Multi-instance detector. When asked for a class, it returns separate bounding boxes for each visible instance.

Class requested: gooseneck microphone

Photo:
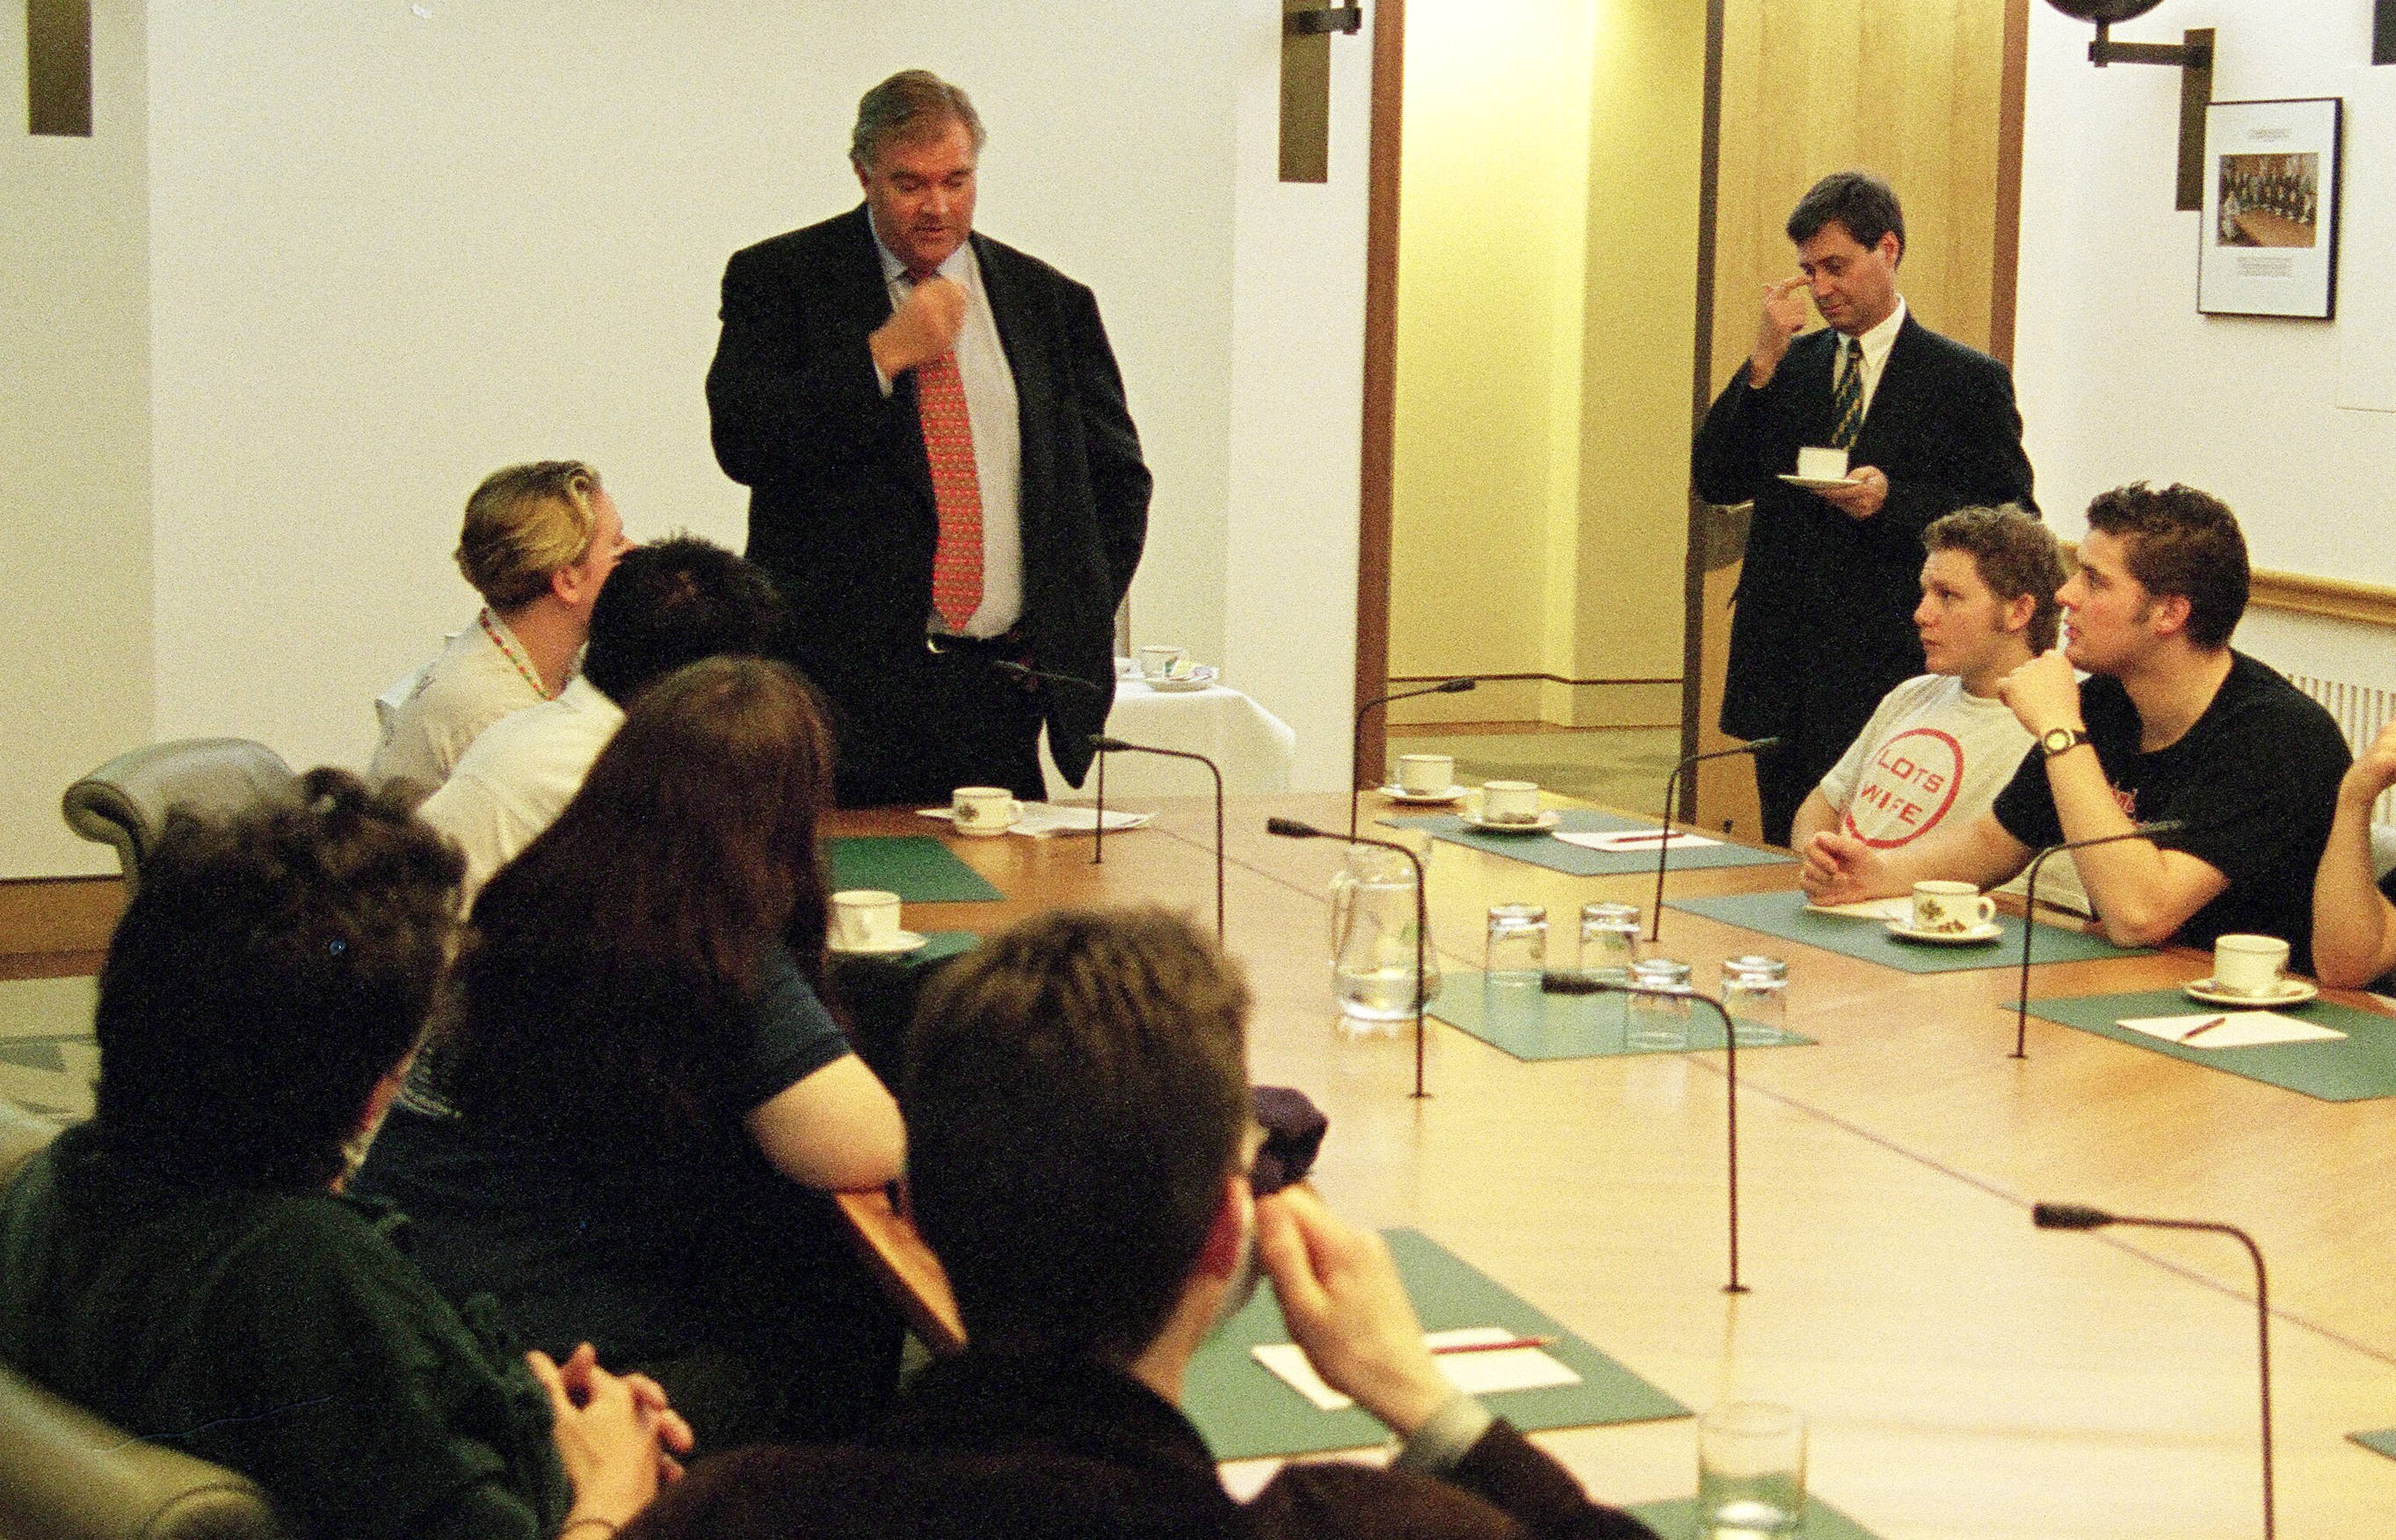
[1652,738,1782,941]
[1268,817,1433,1099]
[1545,973,1753,1293]
[2012,819,2183,1057]
[988,658,1115,861]
[1352,679,1478,840]
[2034,1202,2273,1538]
[1093,736,1223,942]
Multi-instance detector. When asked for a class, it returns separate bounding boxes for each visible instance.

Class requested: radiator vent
[2286,672,2396,826]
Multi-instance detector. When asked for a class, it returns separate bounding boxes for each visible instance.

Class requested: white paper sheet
[2113,1011,2346,1050]
[1554,828,1722,854]
[914,803,1152,837]
[1802,897,1913,921]
[1252,1326,1580,1413]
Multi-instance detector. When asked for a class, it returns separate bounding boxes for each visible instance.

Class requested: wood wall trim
[2247,570,2396,628]
[1354,0,1405,790]
[1991,0,2029,368]
[1681,0,1727,818]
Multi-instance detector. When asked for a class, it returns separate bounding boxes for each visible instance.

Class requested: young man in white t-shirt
[1789,505,2061,854]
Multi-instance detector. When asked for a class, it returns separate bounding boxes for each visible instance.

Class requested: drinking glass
[1625,956,1693,1050]
[1578,902,1642,981]
[1718,955,1789,1047]
[1697,1401,1805,1538]
[1485,903,1548,981]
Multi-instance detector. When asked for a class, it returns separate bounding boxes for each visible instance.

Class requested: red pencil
[1431,1335,1556,1356]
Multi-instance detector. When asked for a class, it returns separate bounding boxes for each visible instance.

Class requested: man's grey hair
[850,69,985,171]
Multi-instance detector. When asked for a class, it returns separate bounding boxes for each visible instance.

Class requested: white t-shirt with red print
[1814,673,2034,849]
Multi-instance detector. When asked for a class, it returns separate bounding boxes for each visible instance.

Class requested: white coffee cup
[1136,644,1187,682]
[1472,780,1541,824]
[1397,753,1455,795]
[1797,446,1849,482]
[831,889,904,950]
[2212,933,2291,997]
[1910,880,1995,933]
[952,786,1020,836]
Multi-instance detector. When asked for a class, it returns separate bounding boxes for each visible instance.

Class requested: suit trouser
[806,635,1049,810]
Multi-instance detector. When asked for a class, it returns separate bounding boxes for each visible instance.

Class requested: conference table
[828,793,2396,1538]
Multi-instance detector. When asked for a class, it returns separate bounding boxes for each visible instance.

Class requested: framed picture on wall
[2199,97,2342,319]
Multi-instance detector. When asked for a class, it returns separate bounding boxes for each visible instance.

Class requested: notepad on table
[2114,1011,2346,1050]
[1802,897,1913,920]
[1252,1326,1581,1412]
[1555,828,1722,854]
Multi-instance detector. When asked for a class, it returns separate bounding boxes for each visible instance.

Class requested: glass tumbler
[1578,902,1643,982]
[1696,1401,1805,1538]
[1625,956,1693,1050]
[1485,903,1548,981]
[1719,955,1789,1047]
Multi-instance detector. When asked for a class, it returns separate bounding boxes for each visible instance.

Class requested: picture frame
[2199,97,2342,319]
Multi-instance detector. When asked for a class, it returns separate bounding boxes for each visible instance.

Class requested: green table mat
[1184,1228,1688,1460]
[2348,1427,2396,1462]
[1430,971,1813,1062]
[1631,1495,1882,1540]
[828,835,1002,903]
[1666,890,2147,974]
[1378,810,1794,876]
[2026,988,2396,1101]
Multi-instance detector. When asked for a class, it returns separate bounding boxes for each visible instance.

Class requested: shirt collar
[562,673,624,724]
[1847,294,1906,374]
[870,212,977,289]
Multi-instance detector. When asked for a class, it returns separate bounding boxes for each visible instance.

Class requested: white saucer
[1778,472,1863,491]
[2183,977,2318,1007]
[828,929,929,957]
[1459,808,1560,834]
[1382,783,1467,805]
[1884,918,2004,946]
[1144,665,1218,694]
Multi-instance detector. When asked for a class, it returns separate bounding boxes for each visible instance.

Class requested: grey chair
[61,740,298,896]
[0,1101,287,1540]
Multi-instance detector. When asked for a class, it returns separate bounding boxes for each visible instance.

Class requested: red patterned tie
[911,276,984,633]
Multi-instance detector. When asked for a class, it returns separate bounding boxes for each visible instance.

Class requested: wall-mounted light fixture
[2046,1,2217,212]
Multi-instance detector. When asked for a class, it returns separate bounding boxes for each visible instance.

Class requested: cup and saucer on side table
[1459,781,1558,834]
[2184,933,2315,1006]
[1884,880,2003,945]
[1383,752,1465,805]
[828,889,927,956]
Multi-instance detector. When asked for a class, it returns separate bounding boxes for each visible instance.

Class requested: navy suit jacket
[1692,313,2034,781]
[707,205,1150,786]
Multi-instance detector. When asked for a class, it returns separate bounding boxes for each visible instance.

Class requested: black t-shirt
[1992,651,2349,970]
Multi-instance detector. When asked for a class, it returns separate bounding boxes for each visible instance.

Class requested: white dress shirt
[1840,295,1907,422]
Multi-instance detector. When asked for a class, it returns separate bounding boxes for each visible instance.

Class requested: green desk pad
[1378,810,1794,877]
[2348,1427,2396,1462]
[1667,890,2147,974]
[828,836,1002,903]
[1429,972,1814,1062]
[2025,988,2396,1102]
[1631,1495,1882,1540]
[1184,1228,1688,1461]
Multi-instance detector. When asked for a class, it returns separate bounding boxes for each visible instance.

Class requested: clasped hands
[528,1340,695,1528]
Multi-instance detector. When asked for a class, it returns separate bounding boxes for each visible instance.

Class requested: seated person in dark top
[358,656,908,1453]
[0,770,686,1540]
[618,908,1661,1540]
[1802,483,2349,969]
[2310,721,2396,987]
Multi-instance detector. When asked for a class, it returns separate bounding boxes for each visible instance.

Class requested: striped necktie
[1828,338,1865,451]
[909,271,984,633]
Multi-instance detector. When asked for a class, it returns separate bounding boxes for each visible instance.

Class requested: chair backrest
[61,740,299,893]
[0,1102,287,1540]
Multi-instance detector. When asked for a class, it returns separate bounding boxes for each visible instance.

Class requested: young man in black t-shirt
[1801,483,2349,970]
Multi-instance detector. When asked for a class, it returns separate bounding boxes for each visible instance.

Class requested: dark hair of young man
[1923,504,2066,652]
[444,656,838,1148]
[904,908,1252,1362]
[91,769,461,1191]
[580,535,793,705]
[2083,482,2250,650]
[1786,169,1906,259]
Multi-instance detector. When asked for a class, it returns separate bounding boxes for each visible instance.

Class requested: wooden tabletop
[828,794,2396,1537]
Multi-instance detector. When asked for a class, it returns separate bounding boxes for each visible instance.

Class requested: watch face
[2044,728,2079,756]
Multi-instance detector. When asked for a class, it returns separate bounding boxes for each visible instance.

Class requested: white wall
[1,1,153,876]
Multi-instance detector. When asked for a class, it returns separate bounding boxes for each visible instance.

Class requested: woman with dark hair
[359,656,908,1449]
[0,770,684,1540]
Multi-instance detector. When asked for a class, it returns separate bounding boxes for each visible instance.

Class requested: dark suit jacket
[707,206,1151,786]
[617,1348,1661,1540]
[1692,313,2034,786]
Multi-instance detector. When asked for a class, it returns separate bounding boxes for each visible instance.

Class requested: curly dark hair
[2084,482,2249,650]
[1924,505,2066,652]
[442,656,839,1148]
[92,768,462,1191]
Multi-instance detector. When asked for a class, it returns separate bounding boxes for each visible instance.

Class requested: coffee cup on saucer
[2211,933,2291,997]
[1136,644,1187,682]
[952,786,1021,837]
[1397,753,1455,795]
[831,889,904,951]
[1797,446,1849,482]
[1470,780,1541,824]
[1910,880,1994,934]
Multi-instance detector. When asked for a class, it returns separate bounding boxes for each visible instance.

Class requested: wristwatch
[2039,725,2089,759]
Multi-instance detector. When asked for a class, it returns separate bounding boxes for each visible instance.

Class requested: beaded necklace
[478,608,555,700]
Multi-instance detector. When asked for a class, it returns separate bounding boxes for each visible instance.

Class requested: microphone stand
[2012,819,2183,1058]
[1546,973,1750,1292]
[1268,817,1432,1098]
[1093,735,1223,942]
[1352,678,1477,841]
[1652,737,1782,942]
[989,657,1115,863]
[2034,1202,2273,1538]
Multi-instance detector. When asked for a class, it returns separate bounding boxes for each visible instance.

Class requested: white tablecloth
[1040,675,1296,800]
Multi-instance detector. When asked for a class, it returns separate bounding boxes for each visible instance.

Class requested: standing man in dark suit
[1693,171,2034,846]
[708,70,1151,807]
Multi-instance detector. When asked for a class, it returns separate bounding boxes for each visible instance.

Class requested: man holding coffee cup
[1802,484,2349,970]
[1694,171,2036,846]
